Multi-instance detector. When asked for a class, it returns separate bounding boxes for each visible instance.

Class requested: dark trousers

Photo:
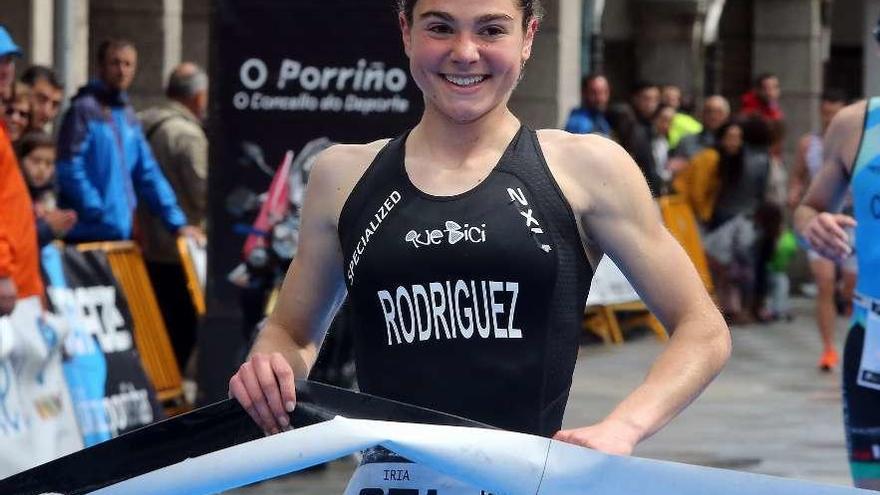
[146,260,198,371]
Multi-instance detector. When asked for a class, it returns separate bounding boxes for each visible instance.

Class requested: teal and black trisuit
[843,97,880,480]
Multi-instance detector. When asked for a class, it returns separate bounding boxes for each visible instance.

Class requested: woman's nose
[450,34,480,65]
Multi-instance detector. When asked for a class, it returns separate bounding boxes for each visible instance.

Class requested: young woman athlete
[229,0,731,490]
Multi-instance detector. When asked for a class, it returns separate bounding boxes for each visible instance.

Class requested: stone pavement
[226,297,855,494]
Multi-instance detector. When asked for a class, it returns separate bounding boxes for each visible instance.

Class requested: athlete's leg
[842,310,880,489]
[840,263,857,318]
[809,252,838,369]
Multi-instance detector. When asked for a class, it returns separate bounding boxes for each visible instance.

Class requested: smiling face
[400,0,537,124]
[4,97,29,141]
[29,78,62,130]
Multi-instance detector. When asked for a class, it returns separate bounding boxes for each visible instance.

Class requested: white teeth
[444,75,486,87]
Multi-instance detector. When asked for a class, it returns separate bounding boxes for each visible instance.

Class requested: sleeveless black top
[338,125,593,436]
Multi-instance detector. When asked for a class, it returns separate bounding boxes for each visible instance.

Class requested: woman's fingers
[271,352,297,415]
[808,213,854,259]
[252,353,290,429]
[238,360,281,434]
[229,352,298,434]
[228,373,265,431]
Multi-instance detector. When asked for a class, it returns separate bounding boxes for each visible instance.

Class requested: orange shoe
[819,349,839,372]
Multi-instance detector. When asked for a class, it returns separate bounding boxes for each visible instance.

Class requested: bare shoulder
[826,100,867,171]
[829,100,868,138]
[536,129,647,215]
[308,139,391,223]
[312,139,391,181]
[840,99,868,121]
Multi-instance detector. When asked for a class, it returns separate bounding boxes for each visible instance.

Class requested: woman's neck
[410,104,521,166]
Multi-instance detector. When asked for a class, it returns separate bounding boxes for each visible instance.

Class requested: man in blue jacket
[56,39,199,243]
[564,73,611,136]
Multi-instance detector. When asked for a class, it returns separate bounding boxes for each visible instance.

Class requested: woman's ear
[521,17,539,62]
[400,12,413,58]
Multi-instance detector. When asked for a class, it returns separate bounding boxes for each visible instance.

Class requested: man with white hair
[672,95,731,159]
[138,62,209,374]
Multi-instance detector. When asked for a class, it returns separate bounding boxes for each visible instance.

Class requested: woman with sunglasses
[3,82,31,143]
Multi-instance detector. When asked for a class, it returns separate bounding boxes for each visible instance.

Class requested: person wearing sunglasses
[3,82,31,143]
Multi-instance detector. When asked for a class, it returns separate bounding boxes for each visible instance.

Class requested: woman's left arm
[550,134,731,455]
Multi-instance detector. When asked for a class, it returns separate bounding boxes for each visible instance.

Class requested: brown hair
[9,81,30,105]
[15,129,54,162]
[396,0,544,31]
[97,38,136,65]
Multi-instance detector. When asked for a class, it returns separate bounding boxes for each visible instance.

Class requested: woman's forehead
[413,0,522,18]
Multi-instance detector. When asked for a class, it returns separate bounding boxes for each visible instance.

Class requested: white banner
[91,416,870,495]
[586,256,640,307]
[0,297,83,479]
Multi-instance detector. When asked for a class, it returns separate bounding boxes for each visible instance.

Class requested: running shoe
[819,349,839,372]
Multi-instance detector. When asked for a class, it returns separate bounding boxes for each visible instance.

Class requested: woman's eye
[427,24,453,34]
[481,25,506,37]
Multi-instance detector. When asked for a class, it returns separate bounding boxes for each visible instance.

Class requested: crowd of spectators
[0,26,206,376]
[564,70,855,355]
[0,19,854,411]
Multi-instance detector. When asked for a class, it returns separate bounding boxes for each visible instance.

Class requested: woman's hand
[228,351,298,435]
[553,418,642,456]
[802,212,856,261]
[44,209,78,237]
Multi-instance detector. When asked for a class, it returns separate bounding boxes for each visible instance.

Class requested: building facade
[3,0,877,151]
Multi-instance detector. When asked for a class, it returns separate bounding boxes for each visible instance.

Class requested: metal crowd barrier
[75,241,185,411]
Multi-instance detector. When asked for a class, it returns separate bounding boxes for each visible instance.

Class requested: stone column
[182,0,210,70]
[865,0,880,96]
[54,0,90,101]
[0,0,53,67]
[88,0,183,110]
[509,0,583,128]
[752,0,823,160]
[632,0,705,98]
[30,0,54,65]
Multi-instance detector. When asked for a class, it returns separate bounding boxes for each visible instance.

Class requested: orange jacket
[672,147,721,225]
[0,126,44,299]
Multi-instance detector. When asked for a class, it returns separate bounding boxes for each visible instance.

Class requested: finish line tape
[87,416,871,495]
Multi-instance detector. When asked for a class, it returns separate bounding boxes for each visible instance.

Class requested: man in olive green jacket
[137,62,208,374]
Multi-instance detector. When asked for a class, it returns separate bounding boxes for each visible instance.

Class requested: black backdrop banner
[203,0,423,401]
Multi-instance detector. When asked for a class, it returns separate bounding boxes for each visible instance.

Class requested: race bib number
[857,311,880,391]
[344,461,492,495]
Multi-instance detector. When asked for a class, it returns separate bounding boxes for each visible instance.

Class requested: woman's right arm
[795,103,863,260]
[228,146,353,434]
[787,135,811,210]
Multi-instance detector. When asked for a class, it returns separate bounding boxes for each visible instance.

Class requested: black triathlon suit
[338,124,593,438]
